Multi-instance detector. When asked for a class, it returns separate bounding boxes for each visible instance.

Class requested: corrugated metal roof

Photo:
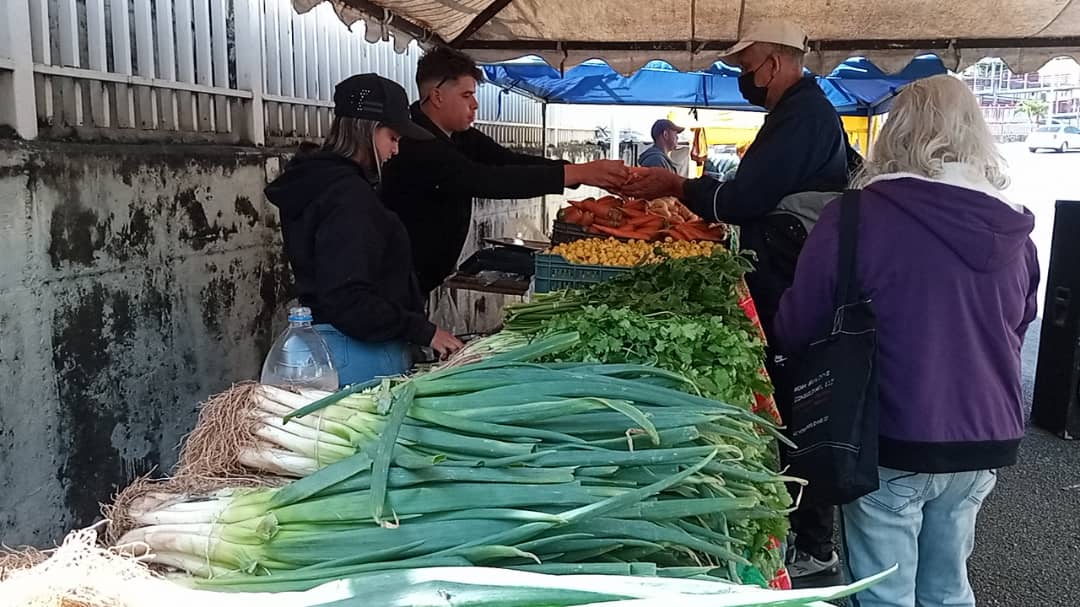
[292,0,1080,74]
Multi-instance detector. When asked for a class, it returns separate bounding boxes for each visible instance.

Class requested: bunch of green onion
[115,334,801,589]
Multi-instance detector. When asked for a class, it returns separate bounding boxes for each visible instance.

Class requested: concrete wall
[0,140,292,547]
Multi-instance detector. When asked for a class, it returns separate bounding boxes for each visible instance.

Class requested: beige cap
[720,19,810,58]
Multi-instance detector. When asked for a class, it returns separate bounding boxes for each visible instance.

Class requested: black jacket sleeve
[398,137,566,200]
[681,110,839,225]
[313,185,436,346]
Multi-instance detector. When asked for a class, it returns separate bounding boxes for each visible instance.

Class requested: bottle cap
[288,306,314,323]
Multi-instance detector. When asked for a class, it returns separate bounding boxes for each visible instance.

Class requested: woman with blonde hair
[773,74,1040,606]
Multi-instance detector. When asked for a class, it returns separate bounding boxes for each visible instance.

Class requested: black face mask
[738,58,774,108]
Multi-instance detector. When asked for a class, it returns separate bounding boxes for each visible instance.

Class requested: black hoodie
[264,151,435,346]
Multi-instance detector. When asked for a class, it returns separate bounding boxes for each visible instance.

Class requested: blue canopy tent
[482,55,945,159]
[481,55,947,116]
[817,56,950,115]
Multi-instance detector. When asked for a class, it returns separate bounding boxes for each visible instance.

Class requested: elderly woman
[265,74,463,387]
[773,74,1039,606]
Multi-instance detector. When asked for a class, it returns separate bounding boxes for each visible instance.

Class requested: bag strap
[834,189,862,307]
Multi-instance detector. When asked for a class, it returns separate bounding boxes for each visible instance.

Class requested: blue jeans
[312,324,412,388]
[842,466,998,607]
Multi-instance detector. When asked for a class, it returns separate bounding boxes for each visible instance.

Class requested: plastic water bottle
[260,306,339,391]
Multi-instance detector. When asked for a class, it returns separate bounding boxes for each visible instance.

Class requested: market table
[443,271,531,296]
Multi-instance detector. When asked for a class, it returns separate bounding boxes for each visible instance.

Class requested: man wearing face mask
[623,19,861,581]
[381,47,629,296]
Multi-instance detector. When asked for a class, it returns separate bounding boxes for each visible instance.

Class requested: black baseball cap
[333,73,433,140]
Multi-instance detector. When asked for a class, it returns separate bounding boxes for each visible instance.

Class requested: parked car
[703,145,740,181]
[1026,125,1080,153]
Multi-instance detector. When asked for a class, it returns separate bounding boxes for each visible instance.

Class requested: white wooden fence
[0,0,552,145]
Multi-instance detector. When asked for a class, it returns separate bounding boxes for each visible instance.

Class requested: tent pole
[541,101,551,233]
[609,112,620,161]
[542,101,548,154]
[866,106,874,151]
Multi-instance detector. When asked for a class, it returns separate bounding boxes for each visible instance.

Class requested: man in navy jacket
[623,19,860,579]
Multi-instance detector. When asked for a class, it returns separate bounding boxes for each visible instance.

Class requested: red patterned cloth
[736,280,792,590]
[735,279,782,425]
[770,566,793,590]
[764,537,793,589]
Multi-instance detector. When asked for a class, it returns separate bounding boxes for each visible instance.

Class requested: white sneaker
[786,549,840,579]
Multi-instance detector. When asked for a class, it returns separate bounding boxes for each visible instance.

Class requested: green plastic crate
[533,253,631,293]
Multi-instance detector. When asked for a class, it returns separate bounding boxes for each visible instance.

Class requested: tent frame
[323,0,1080,55]
[458,36,1080,53]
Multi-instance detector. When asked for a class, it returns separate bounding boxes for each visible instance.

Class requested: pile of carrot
[557,196,728,242]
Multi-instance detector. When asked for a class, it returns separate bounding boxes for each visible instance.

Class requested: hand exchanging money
[620,166,686,200]
[564,160,631,190]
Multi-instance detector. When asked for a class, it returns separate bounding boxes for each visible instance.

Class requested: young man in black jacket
[381,47,629,295]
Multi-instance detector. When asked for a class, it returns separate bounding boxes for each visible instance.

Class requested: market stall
[348,0,1076,299]
[7,2,1079,605]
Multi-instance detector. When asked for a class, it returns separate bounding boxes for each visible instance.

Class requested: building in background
[962,57,1080,141]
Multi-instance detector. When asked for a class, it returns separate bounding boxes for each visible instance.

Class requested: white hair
[855,74,1009,190]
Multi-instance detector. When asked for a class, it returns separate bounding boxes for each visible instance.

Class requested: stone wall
[0,140,291,546]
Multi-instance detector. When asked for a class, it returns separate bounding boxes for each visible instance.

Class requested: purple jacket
[774,173,1039,473]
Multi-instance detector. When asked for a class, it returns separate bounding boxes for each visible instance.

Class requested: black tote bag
[779,189,879,505]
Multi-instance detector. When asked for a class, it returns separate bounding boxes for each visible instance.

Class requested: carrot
[624,199,647,212]
[634,223,663,239]
[649,206,673,220]
[703,228,728,242]
[708,225,729,239]
[620,206,647,218]
[580,211,595,227]
[593,216,625,228]
[559,207,585,225]
[681,221,724,240]
[667,225,692,241]
[578,199,622,221]
[676,222,709,236]
[592,224,656,240]
[674,202,697,221]
[679,225,718,241]
[627,214,664,228]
